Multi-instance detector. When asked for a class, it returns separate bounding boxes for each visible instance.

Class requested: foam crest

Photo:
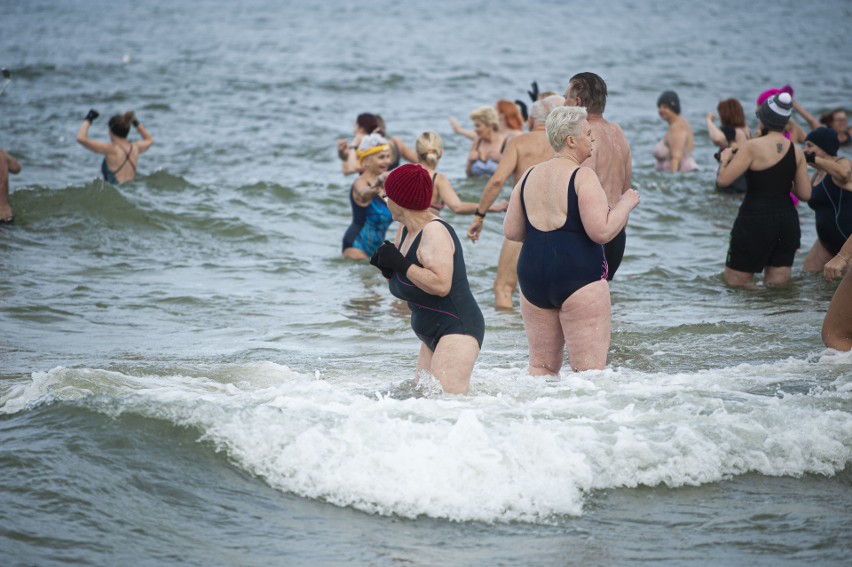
[1,359,850,523]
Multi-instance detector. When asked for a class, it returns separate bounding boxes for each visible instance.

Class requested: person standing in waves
[76,109,153,184]
[370,164,484,394]
[503,106,639,374]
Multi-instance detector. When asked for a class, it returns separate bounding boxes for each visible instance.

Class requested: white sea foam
[2,356,851,523]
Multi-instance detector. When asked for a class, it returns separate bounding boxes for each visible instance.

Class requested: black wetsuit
[726,142,800,272]
[808,173,852,256]
[388,219,484,351]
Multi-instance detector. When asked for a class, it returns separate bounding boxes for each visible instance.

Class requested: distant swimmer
[337,113,380,175]
[793,99,852,147]
[565,72,634,280]
[801,128,852,273]
[76,109,153,185]
[413,131,507,216]
[0,147,22,223]
[467,95,564,310]
[370,164,484,394]
[716,92,811,288]
[653,91,698,173]
[707,98,751,194]
[462,106,506,177]
[342,133,394,260]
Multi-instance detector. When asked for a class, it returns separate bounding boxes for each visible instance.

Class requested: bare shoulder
[422,219,455,251]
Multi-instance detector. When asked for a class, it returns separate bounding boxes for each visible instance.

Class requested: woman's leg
[343,247,368,260]
[429,335,480,394]
[724,266,758,288]
[519,293,565,376]
[560,280,611,371]
[823,270,852,351]
[802,239,834,273]
[763,266,793,286]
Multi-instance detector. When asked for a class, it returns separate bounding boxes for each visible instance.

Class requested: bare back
[511,130,556,183]
[583,116,632,206]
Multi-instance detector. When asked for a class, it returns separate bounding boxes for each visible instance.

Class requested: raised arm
[76,110,112,155]
[705,113,729,148]
[393,137,418,165]
[467,138,518,241]
[133,115,154,154]
[449,117,476,141]
[792,99,821,130]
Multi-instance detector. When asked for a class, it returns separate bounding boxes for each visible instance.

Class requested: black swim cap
[657,91,680,114]
[806,127,840,157]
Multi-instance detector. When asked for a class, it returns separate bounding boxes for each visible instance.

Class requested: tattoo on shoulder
[776,143,783,153]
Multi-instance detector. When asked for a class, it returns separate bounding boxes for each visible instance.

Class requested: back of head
[530,94,566,124]
[546,105,588,152]
[415,131,443,168]
[756,92,793,132]
[568,72,608,114]
[469,106,500,131]
[109,112,134,138]
[356,113,379,134]
[657,91,680,115]
[717,99,746,128]
[375,115,387,137]
[496,99,524,130]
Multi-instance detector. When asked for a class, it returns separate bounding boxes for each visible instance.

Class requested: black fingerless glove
[527,81,539,103]
[374,240,412,276]
[370,246,394,280]
[85,109,100,123]
[805,151,816,164]
[514,99,528,121]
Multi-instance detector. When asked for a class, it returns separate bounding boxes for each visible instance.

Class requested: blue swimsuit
[517,168,608,309]
[342,183,393,256]
[388,219,484,351]
[808,173,852,256]
[470,159,499,177]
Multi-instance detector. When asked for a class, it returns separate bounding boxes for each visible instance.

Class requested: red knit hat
[384,163,433,211]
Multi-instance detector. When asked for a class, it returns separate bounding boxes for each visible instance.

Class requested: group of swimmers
[337,73,852,393]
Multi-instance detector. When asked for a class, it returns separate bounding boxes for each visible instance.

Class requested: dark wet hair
[108,112,134,138]
[820,108,847,127]
[717,99,746,128]
[568,72,608,114]
[356,113,379,135]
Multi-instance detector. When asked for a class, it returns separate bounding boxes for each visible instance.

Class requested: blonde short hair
[469,106,500,131]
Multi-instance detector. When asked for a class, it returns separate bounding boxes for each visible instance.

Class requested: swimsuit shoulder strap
[519,166,535,217]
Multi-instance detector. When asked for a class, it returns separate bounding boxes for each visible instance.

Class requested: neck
[401,210,434,235]
[553,149,581,165]
[587,112,604,121]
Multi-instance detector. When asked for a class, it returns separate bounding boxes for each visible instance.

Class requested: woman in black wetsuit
[717,92,811,288]
[369,163,483,394]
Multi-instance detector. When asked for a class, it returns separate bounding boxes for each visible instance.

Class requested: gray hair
[358,132,389,151]
[546,106,588,151]
[530,94,566,124]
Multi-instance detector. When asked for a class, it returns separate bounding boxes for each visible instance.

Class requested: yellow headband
[356,144,390,162]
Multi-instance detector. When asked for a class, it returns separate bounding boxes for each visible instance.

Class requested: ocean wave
[2,357,850,524]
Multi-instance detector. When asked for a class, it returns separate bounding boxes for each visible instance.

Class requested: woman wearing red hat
[370,163,484,394]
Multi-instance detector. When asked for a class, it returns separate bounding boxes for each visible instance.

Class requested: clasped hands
[370,241,411,279]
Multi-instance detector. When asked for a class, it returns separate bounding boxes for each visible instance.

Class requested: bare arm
[706,113,729,148]
[575,167,639,244]
[716,144,752,187]
[405,222,456,297]
[393,137,418,165]
[792,146,812,201]
[667,125,687,172]
[76,121,112,154]
[825,235,852,282]
[466,141,517,240]
[792,100,821,130]
[134,121,153,154]
[449,117,476,141]
[812,156,852,186]
[3,150,21,174]
[502,174,528,242]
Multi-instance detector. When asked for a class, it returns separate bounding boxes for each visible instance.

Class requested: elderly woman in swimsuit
[414,131,507,216]
[76,109,153,184]
[342,133,394,259]
[370,164,484,394]
[464,106,506,178]
[503,106,639,374]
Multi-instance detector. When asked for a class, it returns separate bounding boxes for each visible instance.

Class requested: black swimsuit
[726,142,800,272]
[101,143,135,184]
[388,219,484,351]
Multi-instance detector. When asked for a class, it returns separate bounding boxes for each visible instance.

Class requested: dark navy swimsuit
[517,167,608,309]
[101,143,135,185]
[808,172,852,256]
[388,219,484,351]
